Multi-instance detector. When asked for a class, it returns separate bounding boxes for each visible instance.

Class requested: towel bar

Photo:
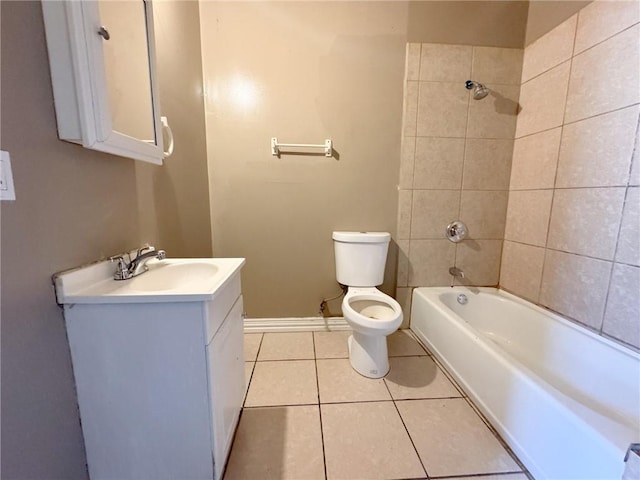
[271,137,333,157]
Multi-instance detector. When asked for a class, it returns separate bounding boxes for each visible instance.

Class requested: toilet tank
[332,231,391,287]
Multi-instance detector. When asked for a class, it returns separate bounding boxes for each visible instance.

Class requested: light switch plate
[1,150,16,200]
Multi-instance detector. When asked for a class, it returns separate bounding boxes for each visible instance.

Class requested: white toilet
[333,231,403,378]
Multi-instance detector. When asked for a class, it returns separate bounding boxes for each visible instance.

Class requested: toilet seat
[342,287,403,335]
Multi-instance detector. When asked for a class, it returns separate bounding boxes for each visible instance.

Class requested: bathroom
[1,0,638,479]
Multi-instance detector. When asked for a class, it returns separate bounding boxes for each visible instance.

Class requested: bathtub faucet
[449,266,464,279]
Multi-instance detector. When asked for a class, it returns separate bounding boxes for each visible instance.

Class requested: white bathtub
[411,287,640,480]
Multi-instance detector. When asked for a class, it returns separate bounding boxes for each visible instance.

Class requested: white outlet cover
[0,150,16,201]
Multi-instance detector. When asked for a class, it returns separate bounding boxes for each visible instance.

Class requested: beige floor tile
[313,330,351,359]
[244,362,254,399]
[397,398,520,477]
[258,332,314,361]
[245,360,318,407]
[243,333,262,361]
[224,406,325,480]
[455,474,528,480]
[388,329,428,357]
[321,401,426,480]
[384,356,462,400]
[317,359,391,403]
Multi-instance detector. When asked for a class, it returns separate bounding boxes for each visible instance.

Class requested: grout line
[254,357,317,363]
[242,333,264,408]
[537,28,576,306]
[430,471,528,479]
[312,332,329,480]
[383,374,431,479]
[523,20,640,86]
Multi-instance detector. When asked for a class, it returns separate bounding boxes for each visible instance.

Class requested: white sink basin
[54,257,245,304]
[128,261,219,292]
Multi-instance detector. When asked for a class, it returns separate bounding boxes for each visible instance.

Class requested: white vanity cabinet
[59,260,245,480]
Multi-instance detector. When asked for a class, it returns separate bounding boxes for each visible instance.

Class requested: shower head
[465,80,490,100]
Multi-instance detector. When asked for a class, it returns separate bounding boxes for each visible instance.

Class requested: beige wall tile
[630,136,640,186]
[385,356,462,399]
[403,81,419,136]
[603,263,640,348]
[399,136,416,189]
[408,240,456,286]
[462,139,514,190]
[396,398,520,477]
[454,240,503,286]
[322,402,426,480]
[547,187,626,260]
[460,191,508,239]
[540,250,612,330]
[510,128,561,190]
[406,43,421,81]
[500,241,545,302]
[317,359,391,403]
[516,61,571,138]
[557,105,639,188]
[419,43,472,82]
[224,406,325,480]
[566,25,640,123]
[467,84,520,139]
[472,47,524,85]
[574,0,640,54]
[414,137,464,189]
[397,239,410,286]
[397,189,412,240]
[395,287,413,328]
[616,187,640,266]
[521,14,577,82]
[417,82,469,137]
[504,190,554,246]
[411,190,460,239]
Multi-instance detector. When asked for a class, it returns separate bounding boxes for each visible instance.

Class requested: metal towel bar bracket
[271,137,333,157]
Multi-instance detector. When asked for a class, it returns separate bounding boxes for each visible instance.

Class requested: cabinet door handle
[161,116,174,158]
[97,26,110,40]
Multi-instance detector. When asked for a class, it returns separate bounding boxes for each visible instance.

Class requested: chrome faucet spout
[110,245,166,280]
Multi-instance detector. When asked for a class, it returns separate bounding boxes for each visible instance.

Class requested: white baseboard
[243,316,350,333]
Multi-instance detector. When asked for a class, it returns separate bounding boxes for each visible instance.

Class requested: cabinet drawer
[205,273,241,343]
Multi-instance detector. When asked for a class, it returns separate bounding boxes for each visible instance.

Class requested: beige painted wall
[136,0,212,258]
[408,1,528,47]
[500,0,640,349]
[525,0,593,45]
[199,1,530,318]
[1,1,210,477]
[200,1,409,317]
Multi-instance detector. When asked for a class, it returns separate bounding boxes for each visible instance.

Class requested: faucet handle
[109,254,131,280]
[136,244,154,258]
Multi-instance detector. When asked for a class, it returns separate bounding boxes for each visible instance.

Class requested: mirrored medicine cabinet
[42,0,172,165]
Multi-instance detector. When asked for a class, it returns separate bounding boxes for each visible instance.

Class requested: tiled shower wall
[500,1,640,349]
[396,43,523,324]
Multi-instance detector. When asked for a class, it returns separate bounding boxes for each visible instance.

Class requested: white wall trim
[243,316,350,333]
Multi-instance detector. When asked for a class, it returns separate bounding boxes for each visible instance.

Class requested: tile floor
[224,330,531,480]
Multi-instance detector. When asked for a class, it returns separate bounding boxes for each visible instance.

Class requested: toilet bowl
[332,231,403,379]
[342,287,403,378]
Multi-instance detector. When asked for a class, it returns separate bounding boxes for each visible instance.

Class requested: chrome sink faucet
[110,245,166,280]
